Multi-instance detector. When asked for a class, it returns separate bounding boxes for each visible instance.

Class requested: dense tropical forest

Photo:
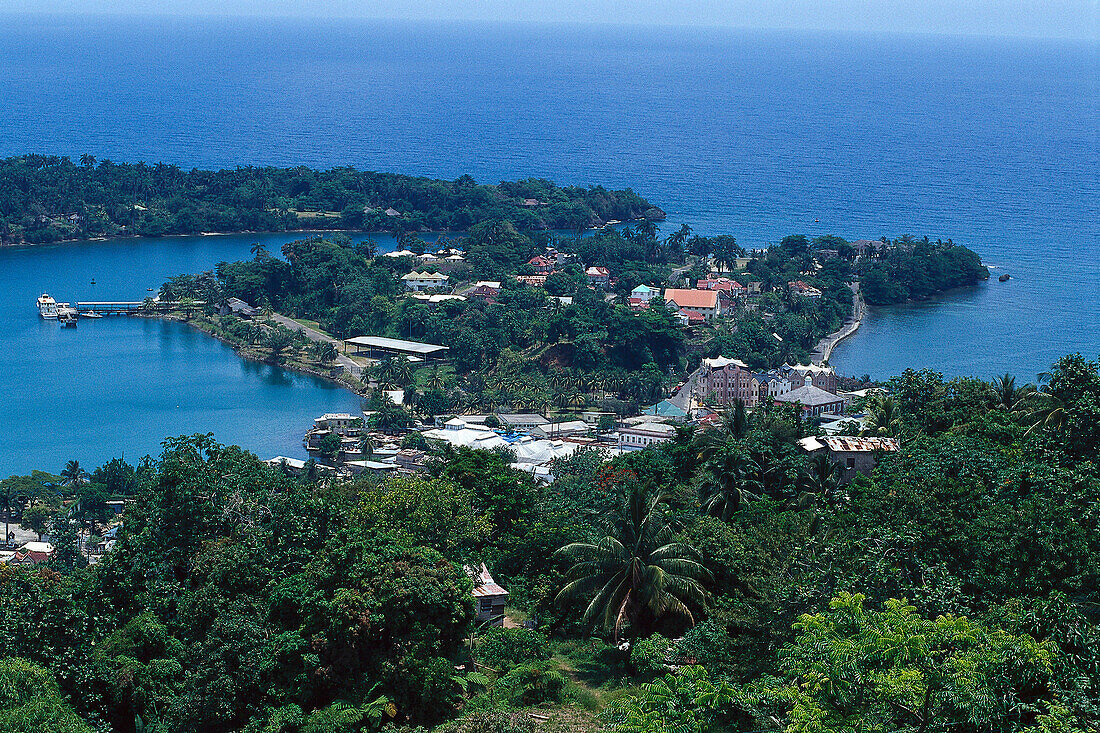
[858,235,989,305]
[0,354,1097,732]
[156,224,986,411]
[0,155,660,244]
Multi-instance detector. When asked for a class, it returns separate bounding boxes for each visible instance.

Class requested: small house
[585,266,611,288]
[630,284,659,302]
[468,564,509,625]
[220,297,260,318]
[798,436,900,483]
[528,255,555,275]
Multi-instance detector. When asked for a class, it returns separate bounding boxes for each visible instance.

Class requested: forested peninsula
[0,155,662,244]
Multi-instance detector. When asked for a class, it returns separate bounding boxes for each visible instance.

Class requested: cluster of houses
[697,358,852,417]
[626,272,764,326]
[0,540,57,565]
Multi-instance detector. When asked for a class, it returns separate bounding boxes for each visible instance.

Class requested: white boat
[37,294,58,319]
[80,311,104,319]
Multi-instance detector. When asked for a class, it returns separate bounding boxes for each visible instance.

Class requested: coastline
[0,216,646,250]
[0,227,368,250]
[811,283,866,366]
[143,313,372,398]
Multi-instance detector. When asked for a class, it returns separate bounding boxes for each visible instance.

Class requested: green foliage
[738,593,1069,733]
[860,238,988,305]
[495,662,566,706]
[0,657,94,733]
[475,628,550,672]
[600,666,735,733]
[0,156,653,243]
[629,633,673,676]
[0,352,1097,733]
[317,432,342,461]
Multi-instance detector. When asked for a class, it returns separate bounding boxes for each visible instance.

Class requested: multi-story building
[401,271,450,291]
[785,363,838,394]
[663,288,722,321]
[698,356,764,407]
[618,422,676,452]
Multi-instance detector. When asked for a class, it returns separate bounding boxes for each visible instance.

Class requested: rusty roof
[821,436,900,452]
[467,563,509,598]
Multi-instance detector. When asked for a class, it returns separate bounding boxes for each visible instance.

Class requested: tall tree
[556,487,710,641]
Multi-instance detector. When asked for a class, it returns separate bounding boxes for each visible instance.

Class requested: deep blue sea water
[0,16,1096,472]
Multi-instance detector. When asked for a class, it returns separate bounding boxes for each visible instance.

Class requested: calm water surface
[0,18,1096,470]
[0,234,366,475]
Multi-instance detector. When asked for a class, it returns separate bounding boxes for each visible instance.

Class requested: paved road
[669,366,702,411]
[268,314,364,376]
[811,282,864,364]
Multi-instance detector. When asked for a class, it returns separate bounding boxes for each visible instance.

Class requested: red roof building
[527,255,555,275]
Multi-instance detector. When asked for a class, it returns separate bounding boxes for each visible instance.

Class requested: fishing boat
[37,293,59,319]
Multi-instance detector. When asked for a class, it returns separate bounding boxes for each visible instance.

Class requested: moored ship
[37,294,58,319]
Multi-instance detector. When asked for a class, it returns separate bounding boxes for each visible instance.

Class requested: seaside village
[265,241,895,490]
[10,239,898,613]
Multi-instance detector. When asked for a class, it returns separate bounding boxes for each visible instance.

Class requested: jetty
[37,300,204,317]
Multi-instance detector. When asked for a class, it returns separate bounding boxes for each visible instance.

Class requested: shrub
[434,710,534,733]
[476,627,549,672]
[497,662,566,706]
[630,634,673,676]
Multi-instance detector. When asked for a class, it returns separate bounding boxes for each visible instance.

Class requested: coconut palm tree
[699,447,761,521]
[425,368,447,392]
[862,395,902,438]
[556,487,710,641]
[359,434,375,459]
[1024,372,1068,437]
[60,460,87,490]
[801,452,841,505]
[990,372,1036,412]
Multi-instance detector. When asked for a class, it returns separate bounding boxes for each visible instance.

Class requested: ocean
[0,16,1095,472]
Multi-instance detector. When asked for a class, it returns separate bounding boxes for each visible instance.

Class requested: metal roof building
[344,336,449,361]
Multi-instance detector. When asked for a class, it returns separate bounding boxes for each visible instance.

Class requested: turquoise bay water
[0,17,1096,470]
[0,234,366,475]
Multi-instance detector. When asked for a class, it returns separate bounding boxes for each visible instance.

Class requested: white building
[402,271,450,292]
[313,413,362,431]
[618,422,676,452]
[496,413,550,432]
[530,420,590,439]
[423,417,508,450]
[630,284,659,302]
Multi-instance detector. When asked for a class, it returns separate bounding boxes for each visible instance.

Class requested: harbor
[37,293,202,323]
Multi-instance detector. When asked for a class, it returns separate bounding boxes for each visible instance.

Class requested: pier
[75,301,167,315]
[72,301,204,315]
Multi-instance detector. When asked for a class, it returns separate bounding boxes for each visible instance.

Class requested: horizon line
[0,10,1096,44]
